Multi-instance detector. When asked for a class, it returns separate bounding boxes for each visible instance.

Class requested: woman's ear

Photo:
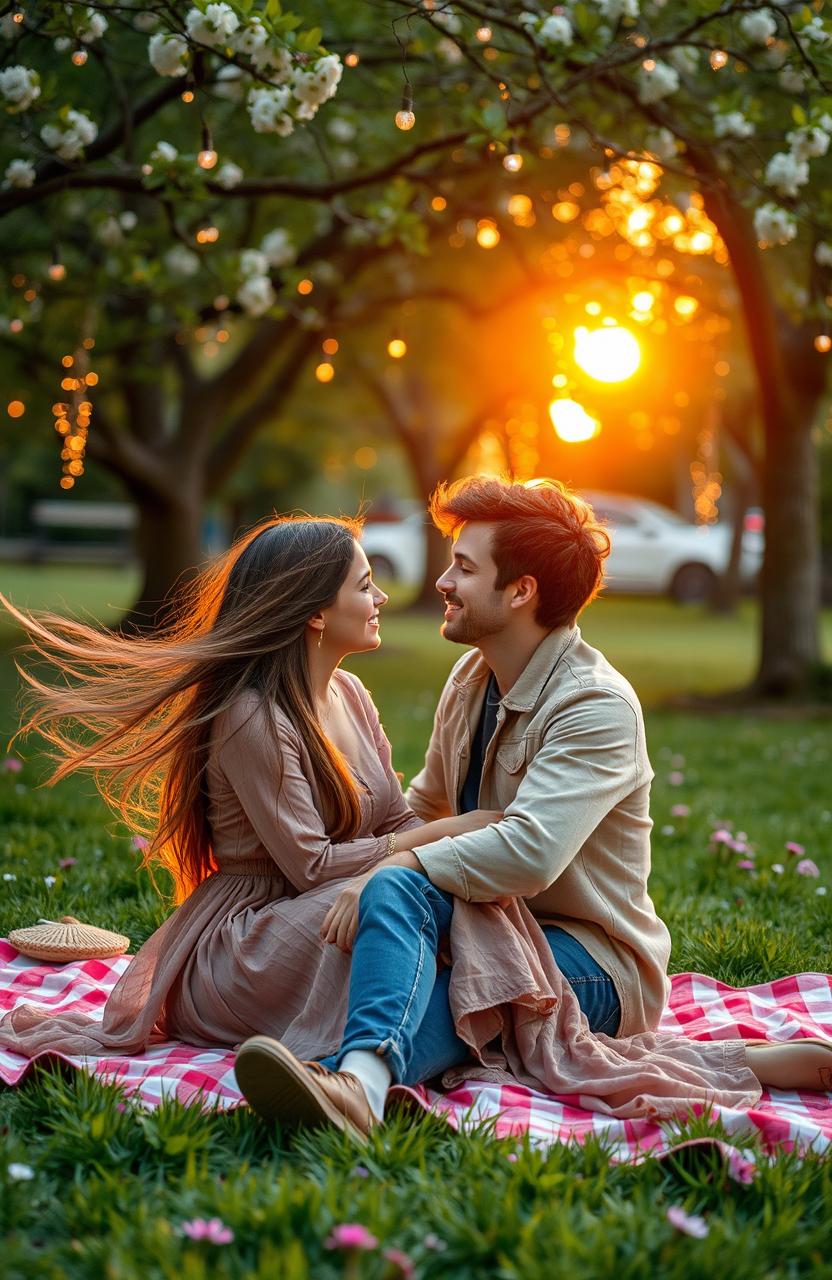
[308,611,326,635]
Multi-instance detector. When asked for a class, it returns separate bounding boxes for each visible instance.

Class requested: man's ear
[509,575,539,609]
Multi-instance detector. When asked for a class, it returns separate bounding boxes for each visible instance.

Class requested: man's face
[435,522,510,645]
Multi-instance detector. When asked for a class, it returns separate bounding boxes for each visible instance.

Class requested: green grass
[1,567,831,1277]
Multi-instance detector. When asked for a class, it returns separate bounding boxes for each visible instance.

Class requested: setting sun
[548,398,600,443]
[574,325,641,383]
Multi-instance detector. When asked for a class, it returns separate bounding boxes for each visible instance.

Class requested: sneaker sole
[234,1036,369,1143]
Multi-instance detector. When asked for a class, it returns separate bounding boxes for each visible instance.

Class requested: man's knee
[359,864,426,913]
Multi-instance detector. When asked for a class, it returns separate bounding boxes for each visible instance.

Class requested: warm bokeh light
[631,291,654,313]
[322,337,339,355]
[503,151,523,173]
[7,400,25,418]
[297,278,314,295]
[315,362,335,383]
[387,338,407,358]
[198,149,218,169]
[573,325,641,383]
[548,398,600,443]
[431,196,447,211]
[354,446,377,469]
[476,219,500,249]
[395,110,416,130]
[710,49,728,69]
[814,334,831,353]
[552,200,580,223]
[345,52,359,67]
[674,295,699,318]
[48,263,66,281]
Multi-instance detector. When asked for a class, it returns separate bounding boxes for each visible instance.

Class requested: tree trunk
[755,408,821,695]
[411,519,450,611]
[121,488,205,631]
[711,432,755,615]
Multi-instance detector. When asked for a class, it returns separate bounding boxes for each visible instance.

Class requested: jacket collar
[451,625,578,713]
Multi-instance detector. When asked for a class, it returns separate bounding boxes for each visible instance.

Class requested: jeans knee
[358,864,425,912]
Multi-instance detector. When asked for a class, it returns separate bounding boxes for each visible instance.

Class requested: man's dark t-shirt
[459,673,502,813]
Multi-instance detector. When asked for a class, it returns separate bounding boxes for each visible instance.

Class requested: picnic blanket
[1,939,830,1160]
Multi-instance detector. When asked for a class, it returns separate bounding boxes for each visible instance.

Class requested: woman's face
[319,541,388,656]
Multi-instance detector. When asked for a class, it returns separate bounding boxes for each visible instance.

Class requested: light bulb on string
[72,48,88,66]
[503,138,523,173]
[814,334,831,353]
[48,251,66,282]
[198,121,217,169]
[395,85,415,131]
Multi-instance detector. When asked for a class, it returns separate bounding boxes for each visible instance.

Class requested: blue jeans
[319,866,621,1086]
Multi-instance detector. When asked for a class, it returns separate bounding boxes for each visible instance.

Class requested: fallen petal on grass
[666,1205,709,1238]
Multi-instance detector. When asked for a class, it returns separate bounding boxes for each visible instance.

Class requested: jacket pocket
[495,740,526,774]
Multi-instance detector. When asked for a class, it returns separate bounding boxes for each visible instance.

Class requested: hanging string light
[198,121,217,169]
[387,337,407,358]
[53,340,97,490]
[503,137,523,172]
[395,84,415,131]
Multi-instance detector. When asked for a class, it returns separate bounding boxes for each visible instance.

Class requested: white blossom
[636,60,679,104]
[185,3,239,48]
[327,116,356,143]
[436,36,463,62]
[214,64,246,102]
[240,248,269,278]
[261,228,295,268]
[133,12,158,33]
[292,55,343,109]
[119,210,138,231]
[753,202,797,246]
[739,10,776,45]
[765,151,809,197]
[814,242,832,267]
[247,86,293,135]
[80,9,108,43]
[538,15,573,47]
[164,246,200,278]
[252,42,293,81]
[2,871,16,881]
[148,32,188,77]
[8,1164,34,1181]
[233,16,269,57]
[215,161,244,189]
[150,140,178,165]
[592,0,639,21]
[433,8,462,34]
[237,275,275,316]
[713,111,755,140]
[40,110,98,162]
[787,126,830,161]
[668,46,698,75]
[799,16,831,46]
[779,66,809,93]
[44,875,56,888]
[518,11,538,28]
[0,66,40,113]
[645,127,676,161]
[4,158,35,189]
[97,216,123,247]
[54,36,72,53]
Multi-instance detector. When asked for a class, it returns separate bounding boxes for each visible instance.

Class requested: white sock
[340,1049,392,1122]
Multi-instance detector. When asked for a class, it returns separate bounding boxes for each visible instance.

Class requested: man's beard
[441,596,505,645]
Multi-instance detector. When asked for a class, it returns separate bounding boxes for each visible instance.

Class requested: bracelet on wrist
[386,831,397,858]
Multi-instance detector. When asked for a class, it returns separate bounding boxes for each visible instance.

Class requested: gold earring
[316,624,324,649]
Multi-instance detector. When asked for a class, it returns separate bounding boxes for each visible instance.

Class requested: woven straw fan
[9,916,130,962]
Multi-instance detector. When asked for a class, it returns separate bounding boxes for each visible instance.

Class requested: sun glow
[573,325,641,383]
[548,398,600,443]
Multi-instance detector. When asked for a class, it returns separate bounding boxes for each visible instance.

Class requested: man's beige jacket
[406,625,672,1037]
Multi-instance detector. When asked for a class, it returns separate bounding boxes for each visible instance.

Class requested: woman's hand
[320,868,377,954]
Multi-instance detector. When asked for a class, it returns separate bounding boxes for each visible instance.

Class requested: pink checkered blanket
[1,939,830,1159]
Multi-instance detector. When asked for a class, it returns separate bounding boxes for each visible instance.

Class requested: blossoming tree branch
[1,0,830,694]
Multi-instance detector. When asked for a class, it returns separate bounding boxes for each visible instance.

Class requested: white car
[361,495,763,603]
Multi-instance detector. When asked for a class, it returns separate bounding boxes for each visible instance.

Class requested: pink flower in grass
[666,1206,709,1238]
[726,1148,757,1185]
[3,758,22,773]
[181,1218,234,1244]
[710,829,734,846]
[785,841,805,857]
[325,1224,379,1252]
[58,857,77,870]
[671,804,690,818]
[668,771,685,786]
[383,1247,415,1278]
[131,835,149,852]
[796,859,820,878]
[737,859,755,871]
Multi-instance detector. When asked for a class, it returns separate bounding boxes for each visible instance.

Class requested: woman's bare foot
[745,1038,832,1091]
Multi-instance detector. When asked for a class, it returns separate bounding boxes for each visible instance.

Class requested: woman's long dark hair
[2,515,363,903]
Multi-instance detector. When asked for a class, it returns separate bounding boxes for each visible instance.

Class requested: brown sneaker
[235,1035,376,1142]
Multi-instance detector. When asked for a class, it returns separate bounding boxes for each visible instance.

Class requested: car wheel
[368,554,397,581]
[670,563,717,604]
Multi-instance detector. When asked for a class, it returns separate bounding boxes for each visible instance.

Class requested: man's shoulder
[553,633,643,719]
